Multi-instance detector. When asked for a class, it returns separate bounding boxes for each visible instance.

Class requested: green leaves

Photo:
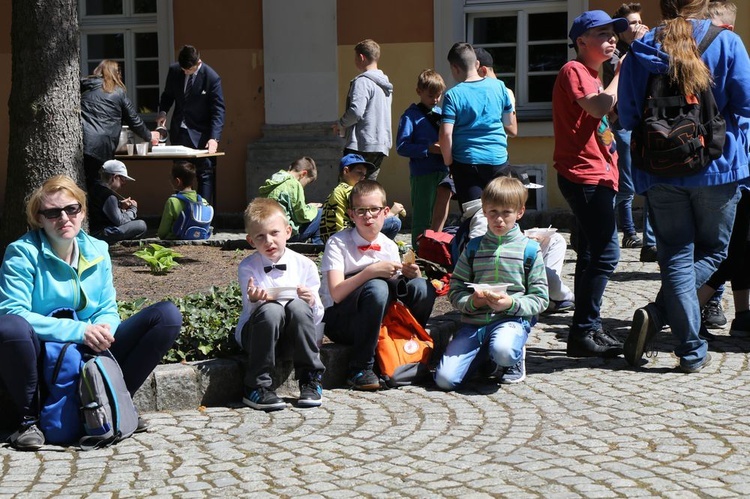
[133,244,184,275]
[118,282,243,363]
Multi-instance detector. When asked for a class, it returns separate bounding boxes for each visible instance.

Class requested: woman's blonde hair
[92,59,125,93]
[659,0,713,96]
[25,175,87,230]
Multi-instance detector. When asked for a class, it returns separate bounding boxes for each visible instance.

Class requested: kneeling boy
[234,198,325,410]
[321,180,436,390]
[435,177,548,390]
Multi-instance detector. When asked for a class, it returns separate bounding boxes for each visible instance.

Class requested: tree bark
[1,0,82,251]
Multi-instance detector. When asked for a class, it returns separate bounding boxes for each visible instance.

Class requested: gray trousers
[240,299,325,389]
[99,220,147,243]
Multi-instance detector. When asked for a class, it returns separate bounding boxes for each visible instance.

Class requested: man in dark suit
[157,45,225,205]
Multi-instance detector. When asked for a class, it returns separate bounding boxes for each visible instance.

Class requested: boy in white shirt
[234,198,325,411]
[321,180,436,390]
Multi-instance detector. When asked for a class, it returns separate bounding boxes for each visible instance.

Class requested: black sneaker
[702,300,727,329]
[9,421,44,451]
[640,245,658,263]
[567,329,622,358]
[622,234,643,248]
[499,346,526,384]
[347,369,381,391]
[243,386,286,411]
[730,310,750,337]
[298,371,323,407]
[624,304,660,366]
[678,353,713,373]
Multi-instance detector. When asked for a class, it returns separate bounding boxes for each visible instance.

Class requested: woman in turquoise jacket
[0,175,181,450]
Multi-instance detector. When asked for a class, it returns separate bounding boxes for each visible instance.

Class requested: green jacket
[157,190,208,239]
[257,170,317,234]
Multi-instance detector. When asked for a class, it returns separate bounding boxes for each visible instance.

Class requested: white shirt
[319,227,400,308]
[234,247,323,344]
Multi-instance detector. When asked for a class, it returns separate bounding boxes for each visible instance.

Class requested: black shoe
[702,300,727,329]
[640,245,658,263]
[243,386,286,411]
[622,234,643,248]
[730,310,750,337]
[567,329,622,358]
[347,369,381,391]
[8,420,44,451]
[298,371,323,407]
[624,304,660,366]
[678,353,713,373]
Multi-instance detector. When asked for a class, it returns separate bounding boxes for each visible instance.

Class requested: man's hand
[207,139,219,154]
[156,112,167,128]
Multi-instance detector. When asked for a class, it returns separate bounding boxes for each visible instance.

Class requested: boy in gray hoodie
[333,39,393,180]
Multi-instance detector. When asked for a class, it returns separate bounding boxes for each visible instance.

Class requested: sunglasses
[38,203,82,220]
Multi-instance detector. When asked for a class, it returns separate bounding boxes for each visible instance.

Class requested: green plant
[133,244,183,274]
[118,282,243,363]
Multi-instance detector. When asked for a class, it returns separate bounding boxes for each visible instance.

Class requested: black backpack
[631,24,726,178]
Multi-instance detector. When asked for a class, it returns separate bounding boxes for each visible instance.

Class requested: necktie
[185,74,195,96]
[358,244,381,252]
[264,263,287,273]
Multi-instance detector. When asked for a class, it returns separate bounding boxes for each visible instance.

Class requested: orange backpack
[376,301,434,387]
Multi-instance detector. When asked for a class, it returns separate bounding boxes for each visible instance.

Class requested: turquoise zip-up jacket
[0,229,120,343]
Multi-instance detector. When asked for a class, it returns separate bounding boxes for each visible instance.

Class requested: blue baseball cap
[569,10,628,48]
[339,153,376,174]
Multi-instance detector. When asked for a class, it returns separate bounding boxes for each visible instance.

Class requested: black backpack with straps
[631,24,726,178]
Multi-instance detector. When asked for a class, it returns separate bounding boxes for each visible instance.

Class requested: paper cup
[136,143,149,155]
[126,144,134,155]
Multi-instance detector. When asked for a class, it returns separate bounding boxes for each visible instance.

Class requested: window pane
[136,88,159,114]
[135,32,159,58]
[500,76,516,93]
[86,0,123,16]
[136,60,159,86]
[528,44,567,73]
[528,75,558,102]
[134,0,157,14]
[473,16,517,44]
[487,47,516,74]
[87,33,124,60]
[528,12,567,41]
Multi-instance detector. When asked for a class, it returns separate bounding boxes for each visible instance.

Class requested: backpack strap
[465,235,484,268]
[697,24,724,55]
[522,239,540,288]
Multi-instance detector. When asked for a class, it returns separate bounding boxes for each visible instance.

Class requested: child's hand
[309,202,322,208]
[470,290,488,309]
[428,142,441,154]
[368,261,402,279]
[296,285,316,307]
[390,202,405,218]
[246,277,269,303]
[484,291,513,312]
[401,262,421,279]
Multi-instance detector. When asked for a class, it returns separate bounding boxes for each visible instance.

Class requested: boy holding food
[434,176,548,390]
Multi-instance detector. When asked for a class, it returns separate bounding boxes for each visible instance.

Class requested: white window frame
[513,164,547,211]
[78,0,174,120]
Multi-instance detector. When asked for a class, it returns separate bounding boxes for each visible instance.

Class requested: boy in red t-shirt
[552,10,628,358]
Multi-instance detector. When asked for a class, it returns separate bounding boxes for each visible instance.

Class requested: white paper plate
[266,286,298,301]
[466,282,510,295]
[524,227,558,240]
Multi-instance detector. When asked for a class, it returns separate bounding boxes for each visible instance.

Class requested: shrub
[133,243,183,274]
[118,282,243,363]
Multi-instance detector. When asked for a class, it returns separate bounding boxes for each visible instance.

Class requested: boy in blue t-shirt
[439,42,517,207]
[396,69,449,242]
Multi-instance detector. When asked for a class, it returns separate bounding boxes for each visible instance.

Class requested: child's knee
[434,368,459,391]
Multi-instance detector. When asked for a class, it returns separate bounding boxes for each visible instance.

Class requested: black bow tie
[264,264,287,273]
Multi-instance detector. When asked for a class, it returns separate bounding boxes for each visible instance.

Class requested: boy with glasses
[320,180,436,390]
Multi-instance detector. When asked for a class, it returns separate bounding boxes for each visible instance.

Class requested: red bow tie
[358,244,381,252]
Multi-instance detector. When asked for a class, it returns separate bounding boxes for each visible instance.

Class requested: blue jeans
[434,318,529,391]
[291,208,323,245]
[647,182,739,368]
[324,277,435,372]
[614,127,636,236]
[643,197,656,247]
[557,174,620,335]
[381,216,402,240]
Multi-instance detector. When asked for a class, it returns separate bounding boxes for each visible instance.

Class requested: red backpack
[416,230,454,268]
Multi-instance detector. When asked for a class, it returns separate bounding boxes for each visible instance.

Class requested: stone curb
[132,312,462,412]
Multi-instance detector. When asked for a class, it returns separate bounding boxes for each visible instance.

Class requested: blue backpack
[39,341,85,444]
[172,192,214,240]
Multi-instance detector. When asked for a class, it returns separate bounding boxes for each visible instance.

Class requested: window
[466,2,568,120]
[513,165,547,211]
[79,0,171,117]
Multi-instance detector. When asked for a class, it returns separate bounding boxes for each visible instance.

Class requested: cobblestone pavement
[3,246,750,497]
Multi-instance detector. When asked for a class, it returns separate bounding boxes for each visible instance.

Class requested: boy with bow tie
[320,180,436,390]
[234,198,325,411]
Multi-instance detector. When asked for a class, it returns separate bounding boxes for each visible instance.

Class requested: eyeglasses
[38,203,82,220]
[352,206,385,217]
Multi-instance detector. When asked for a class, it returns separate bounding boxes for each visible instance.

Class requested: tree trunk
[0,0,82,251]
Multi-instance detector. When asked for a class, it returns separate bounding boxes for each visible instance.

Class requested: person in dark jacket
[81,60,158,190]
[88,160,147,243]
